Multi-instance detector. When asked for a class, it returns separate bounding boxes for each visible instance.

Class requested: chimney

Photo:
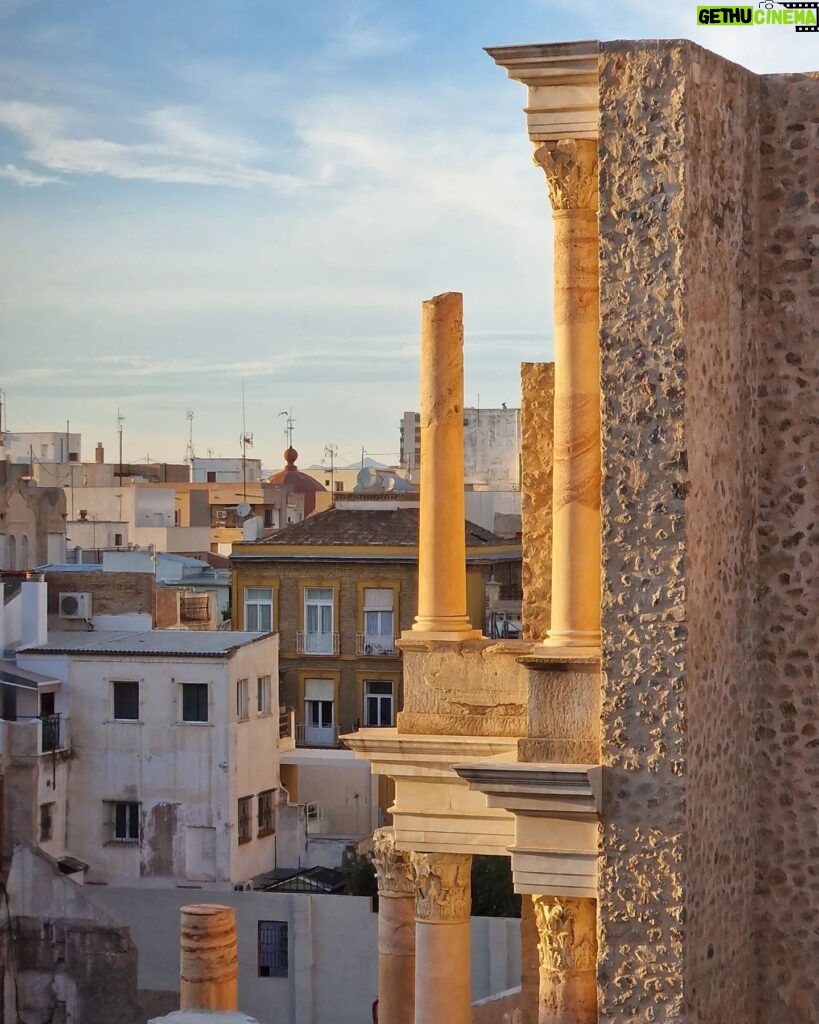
[180,905,238,1012]
[21,573,47,648]
[95,442,104,464]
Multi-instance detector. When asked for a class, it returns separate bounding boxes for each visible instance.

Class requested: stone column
[533,140,601,649]
[372,828,416,1024]
[409,292,480,640]
[179,904,238,1012]
[531,895,597,1024]
[410,852,472,1024]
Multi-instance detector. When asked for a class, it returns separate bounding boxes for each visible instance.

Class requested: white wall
[462,408,520,489]
[17,635,282,887]
[192,458,263,484]
[86,885,521,1024]
[3,431,82,464]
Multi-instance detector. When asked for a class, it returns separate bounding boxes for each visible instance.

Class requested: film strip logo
[777,1,819,30]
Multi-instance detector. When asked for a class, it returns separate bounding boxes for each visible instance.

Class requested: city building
[192,457,263,485]
[1,430,81,465]
[347,37,819,1024]
[0,466,66,571]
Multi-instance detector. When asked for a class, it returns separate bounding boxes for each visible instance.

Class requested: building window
[303,587,334,654]
[113,680,139,721]
[182,683,208,723]
[304,679,335,746]
[108,800,140,843]
[258,921,288,977]
[361,588,395,655]
[257,675,272,716]
[263,508,276,529]
[207,471,217,483]
[238,796,253,844]
[244,587,274,632]
[40,802,54,842]
[258,790,275,836]
[174,508,181,526]
[364,681,394,727]
[236,678,249,720]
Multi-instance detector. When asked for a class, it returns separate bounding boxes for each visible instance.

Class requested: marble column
[408,292,480,641]
[179,904,238,1012]
[410,852,472,1024]
[373,828,416,1024]
[531,895,597,1024]
[533,139,601,649]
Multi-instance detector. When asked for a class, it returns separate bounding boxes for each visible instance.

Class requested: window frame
[107,800,141,844]
[244,586,274,632]
[112,679,140,722]
[257,675,272,717]
[181,682,209,724]
[257,789,275,837]
[364,680,395,728]
[238,795,253,844]
[236,678,249,721]
[258,920,289,978]
[39,801,54,842]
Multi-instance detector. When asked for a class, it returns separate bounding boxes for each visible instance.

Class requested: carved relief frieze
[410,852,472,922]
[533,139,599,212]
[372,828,415,896]
[532,895,597,973]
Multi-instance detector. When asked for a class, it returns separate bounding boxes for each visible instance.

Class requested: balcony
[279,707,296,752]
[296,631,340,656]
[296,723,339,748]
[356,633,398,656]
[0,714,69,758]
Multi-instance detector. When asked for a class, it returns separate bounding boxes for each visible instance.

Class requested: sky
[0,1,816,470]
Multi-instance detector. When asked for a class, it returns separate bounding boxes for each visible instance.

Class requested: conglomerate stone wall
[755,70,819,1024]
[598,40,760,1022]
[520,362,554,641]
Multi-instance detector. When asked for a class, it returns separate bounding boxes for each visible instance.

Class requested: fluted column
[531,895,597,1024]
[410,852,472,1024]
[533,140,601,649]
[408,292,481,641]
[373,828,416,1024]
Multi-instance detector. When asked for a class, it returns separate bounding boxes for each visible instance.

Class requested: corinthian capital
[532,895,597,973]
[410,852,472,923]
[372,828,415,896]
[533,139,598,212]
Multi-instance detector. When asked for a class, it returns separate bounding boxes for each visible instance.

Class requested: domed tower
[266,447,327,516]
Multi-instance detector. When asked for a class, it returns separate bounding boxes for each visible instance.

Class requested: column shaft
[410,852,472,1024]
[534,140,601,649]
[532,895,597,1024]
[410,292,480,640]
[373,828,416,1024]
[179,904,238,1012]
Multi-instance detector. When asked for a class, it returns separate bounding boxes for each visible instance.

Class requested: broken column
[533,140,601,649]
[179,904,238,1012]
[372,828,415,1024]
[531,895,597,1024]
[408,292,480,641]
[410,851,472,1024]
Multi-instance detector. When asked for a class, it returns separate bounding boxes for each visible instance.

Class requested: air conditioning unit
[58,592,92,619]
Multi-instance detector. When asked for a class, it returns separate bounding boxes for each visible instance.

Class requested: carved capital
[372,828,414,896]
[410,852,472,923]
[533,139,598,212]
[531,895,596,973]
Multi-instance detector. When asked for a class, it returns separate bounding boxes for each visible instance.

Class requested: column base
[542,629,600,650]
[405,619,482,642]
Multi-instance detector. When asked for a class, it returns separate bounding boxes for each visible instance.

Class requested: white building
[400,407,521,489]
[3,580,290,888]
[192,457,263,485]
[1,431,82,465]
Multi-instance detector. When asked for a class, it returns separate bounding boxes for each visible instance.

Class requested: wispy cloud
[0,100,305,191]
[327,8,415,59]
[0,162,63,187]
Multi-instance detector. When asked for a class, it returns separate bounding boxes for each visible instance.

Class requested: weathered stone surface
[520,362,554,641]
[397,640,530,736]
[755,69,819,1024]
[518,665,600,765]
[598,40,760,1023]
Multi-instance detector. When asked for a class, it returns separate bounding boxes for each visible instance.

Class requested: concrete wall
[87,885,521,1024]
[462,407,521,489]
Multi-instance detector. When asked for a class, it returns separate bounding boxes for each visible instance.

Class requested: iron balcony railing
[296,631,340,656]
[295,723,339,748]
[356,633,398,656]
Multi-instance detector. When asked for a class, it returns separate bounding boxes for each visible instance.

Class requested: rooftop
[234,505,508,549]
[17,629,269,658]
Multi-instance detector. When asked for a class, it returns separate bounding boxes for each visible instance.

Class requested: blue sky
[1,1,815,469]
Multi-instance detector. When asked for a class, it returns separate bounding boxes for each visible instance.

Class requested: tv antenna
[239,384,253,502]
[278,408,295,449]
[185,410,195,466]
[324,443,338,497]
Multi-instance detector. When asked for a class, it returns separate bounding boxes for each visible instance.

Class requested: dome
[266,448,326,515]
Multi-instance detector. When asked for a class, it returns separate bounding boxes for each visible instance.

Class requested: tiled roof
[235,506,507,548]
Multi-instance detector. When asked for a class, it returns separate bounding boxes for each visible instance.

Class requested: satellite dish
[237,502,252,518]
[357,468,378,491]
